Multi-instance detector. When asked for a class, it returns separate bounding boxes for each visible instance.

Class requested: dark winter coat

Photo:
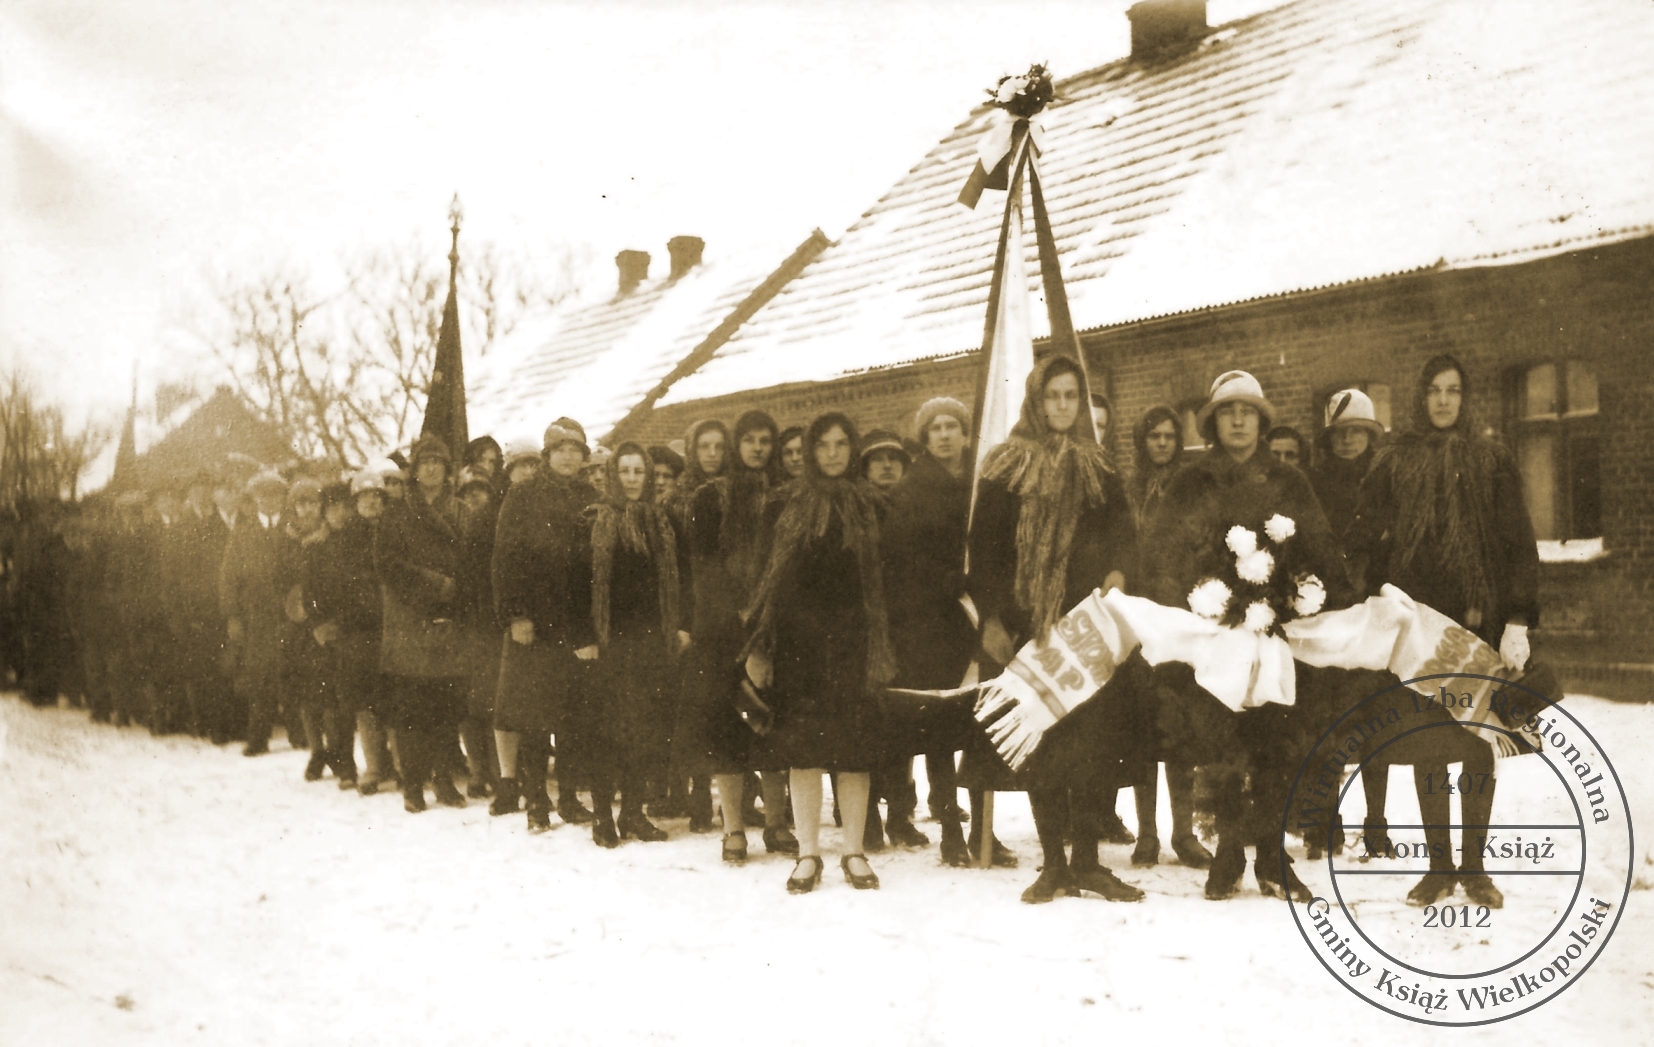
[491,471,597,734]
[883,453,975,691]
[1309,448,1374,549]
[374,487,463,681]
[305,517,381,638]
[219,513,297,675]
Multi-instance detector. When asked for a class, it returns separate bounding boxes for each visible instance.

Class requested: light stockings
[495,730,520,779]
[714,773,745,836]
[760,772,788,829]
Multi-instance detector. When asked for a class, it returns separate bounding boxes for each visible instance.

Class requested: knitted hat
[859,428,910,468]
[1196,370,1277,438]
[1323,388,1385,437]
[409,435,452,467]
[350,470,386,495]
[543,417,589,456]
[246,469,288,496]
[915,396,971,446]
[502,438,541,470]
[585,444,614,470]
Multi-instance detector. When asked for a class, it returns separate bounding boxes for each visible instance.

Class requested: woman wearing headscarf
[492,418,600,834]
[776,426,806,480]
[1121,405,1210,869]
[1142,370,1352,901]
[375,437,469,813]
[661,418,730,832]
[585,443,690,846]
[967,354,1145,904]
[679,410,798,863]
[1346,354,1538,910]
[743,412,891,893]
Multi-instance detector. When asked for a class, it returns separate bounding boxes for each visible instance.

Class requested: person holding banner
[1346,354,1539,909]
[742,413,892,894]
[1142,370,1352,902]
[967,354,1146,904]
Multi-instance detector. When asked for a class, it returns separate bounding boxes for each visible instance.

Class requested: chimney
[666,236,705,280]
[615,249,651,296]
[1127,0,1208,61]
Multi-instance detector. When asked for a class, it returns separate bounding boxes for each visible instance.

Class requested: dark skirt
[593,627,676,778]
[670,635,753,776]
[383,674,465,732]
[493,635,580,735]
[457,626,500,721]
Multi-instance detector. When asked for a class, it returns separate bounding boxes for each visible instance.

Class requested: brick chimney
[615,249,651,296]
[1127,0,1208,61]
[666,236,705,280]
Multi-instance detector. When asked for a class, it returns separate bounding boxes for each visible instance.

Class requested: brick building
[614,0,1654,695]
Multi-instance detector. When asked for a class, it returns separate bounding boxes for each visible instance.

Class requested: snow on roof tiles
[661,0,1654,406]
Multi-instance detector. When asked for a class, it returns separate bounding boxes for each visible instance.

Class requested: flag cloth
[970,165,1036,492]
[962,585,1543,770]
[420,262,468,455]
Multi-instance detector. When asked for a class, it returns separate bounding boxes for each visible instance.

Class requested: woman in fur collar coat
[743,412,892,893]
[1345,354,1539,910]
[678,409,798,863]
[586,442,690,847]
[1142,371,1352,902]
[967,354,1145,904]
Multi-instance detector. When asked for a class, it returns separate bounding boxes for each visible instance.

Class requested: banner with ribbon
[931,585,1542,771]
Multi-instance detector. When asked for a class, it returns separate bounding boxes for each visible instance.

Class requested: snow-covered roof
[468,235,825,444]
[661,0,1654,407]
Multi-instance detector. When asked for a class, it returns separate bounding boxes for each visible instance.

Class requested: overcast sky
[0,0,1280,431]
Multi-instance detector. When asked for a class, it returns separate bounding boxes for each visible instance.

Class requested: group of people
[15,349,1539,905]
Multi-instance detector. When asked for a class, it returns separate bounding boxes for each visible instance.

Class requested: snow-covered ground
[3,693,1650,1046]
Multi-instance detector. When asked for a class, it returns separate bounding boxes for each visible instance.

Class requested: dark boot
[863,801,886,853]
[938,807,969,868]
[399,729,427,814]
[1406,763,1457,906]
[491,777,522,817]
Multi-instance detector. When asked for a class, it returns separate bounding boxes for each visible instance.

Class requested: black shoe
[939,822,970,868]
[526,807,553,834]
[619,812,668,842]
[1405,871,1457,907]
[559,797,595,826]
[433,779,466,809]
[358,779,380,796]
[1255,856,1313,902]
[1071,864,1146,902]
[403,788,427,814]
[338,776,357,792]
[723,832,748,865]
[762,825,800,855]
[467,777,492,800]
[841,854,879,890]
[1172,833,1213,869]
[787,856,824,894]
[967,835,1019,868]
[1204,846,1246,900]
[592,820,620,849]
[1021,865,1075,904]
[1097,810,1136,846]
[303,752,326,781]
[1306,837,1325,861]
[1131,836,1161,867]
[886,818,930,848]
[490,778,522,817]
[1458,872,1505,909]
[688,812,715,834]
[242,742,269,758]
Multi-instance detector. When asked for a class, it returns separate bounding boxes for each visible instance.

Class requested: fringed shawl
[1383,430,1502,626]
[590,499,680,651]
[979,432,1116,641]
[742,475,897,689]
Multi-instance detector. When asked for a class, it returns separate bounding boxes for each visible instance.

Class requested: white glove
[1499,623,1530,671]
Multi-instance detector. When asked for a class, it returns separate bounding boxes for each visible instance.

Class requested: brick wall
[619,236,1654,696]
[1085,236,1654,696]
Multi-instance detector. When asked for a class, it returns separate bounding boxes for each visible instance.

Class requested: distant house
[468,232,829,446]
[114,386,295,492]
[618,0,1654,696]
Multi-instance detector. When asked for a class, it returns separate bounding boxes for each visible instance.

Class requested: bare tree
[198,236,588,464]
[0,370,109,511]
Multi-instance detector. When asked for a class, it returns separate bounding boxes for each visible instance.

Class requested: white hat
[1323,388,1385,437]
[375,457,407,481]
[1196,370,1277,435]
[501,438,540,469]
[350,470,387,495]
[245,468,288,496]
